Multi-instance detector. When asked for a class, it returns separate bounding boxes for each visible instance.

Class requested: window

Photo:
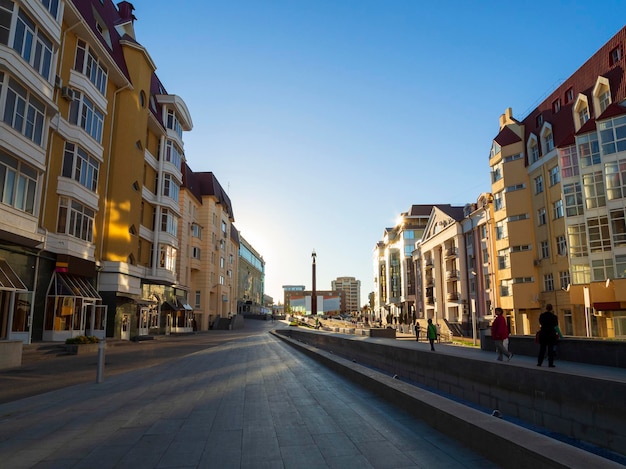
[158,244,176,271]
[160,208,177,236]
[578,107,590,126]
[553,199,564,219]
[221,220,227,237]
[503,153,523,163]
[536,114,543,128]
[491,162,502,182]
[0,150,37,214]
[535,175,544,194]
[162,174,180,202]
[194,290,201,308]
[497,249,509,270]
[610,46,623,65]
[0,2,13,46]
[610,208,626,246]
[598,90,611,114]
[598,115,626,155]
[495,221,507,240]
[68,91,104,143]
[191,247,201,259]
[549,166,560,186]
[62,142,99,192]
[572,264,590,284]
[507,214,529,222]
[592,258,614,282]
[3,77,45,146]
[57,197,94,242]
[588,216,611,253]
[567,224,588,258]
[616,255,626,278]
[510,245,532,252]
[556,235,567,256]
[559,271,571,290]
[74,39,108,95]
[559,145,579,178]
[543,274,554,292]
[583,172,606,209]
[165,140,183,170]
[540,240,550,259]
[577,133,600,167]
[552,99,561,114]
[537,208,547,226]
[500,279,512,297]
[563,182,583,216]
[166,110,183,139]
[191,223,202,239]
[566,87,574,103]
[13,9,53,80]
[605,159,626,200]
[529,140,540,164]
[505,183,525,192]
[220,257,225,268]
[493,191,504,211]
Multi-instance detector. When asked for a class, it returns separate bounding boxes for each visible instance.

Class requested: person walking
[426,318,437,351]
[491,307,512,361]
[415,320,421,342]
[537,303,559,367]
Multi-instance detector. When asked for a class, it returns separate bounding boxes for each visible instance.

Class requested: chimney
[117,1,136,23]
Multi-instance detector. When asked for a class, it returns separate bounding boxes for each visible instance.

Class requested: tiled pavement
[0,323,496,469]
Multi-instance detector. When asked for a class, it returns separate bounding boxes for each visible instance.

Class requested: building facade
[331,276,361,313]
[237,235,266,315]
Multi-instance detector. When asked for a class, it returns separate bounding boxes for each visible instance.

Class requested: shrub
[65,335,100,345]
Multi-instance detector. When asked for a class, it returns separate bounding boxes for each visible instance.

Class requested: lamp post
[311,250,317,316]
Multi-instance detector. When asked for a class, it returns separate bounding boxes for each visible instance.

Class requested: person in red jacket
[491,307,512,361]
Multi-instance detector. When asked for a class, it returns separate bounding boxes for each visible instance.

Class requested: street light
[312,250,317,316]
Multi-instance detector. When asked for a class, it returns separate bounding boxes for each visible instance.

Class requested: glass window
[529,141,539,163]
[556,235,567,256]
[583,171,606,209]
[537,208,546,226]
[540,240,549,259]
[549,166,560,186]
[166,110,183,139]
[559,145,579,178]
[605,159,626,200]
[544,130,554,152]
[559,271,571,290]
[495,221,507,240]
[598,115,626,155]
[598,90,611,114]
[3,77,45,146]
[592,258,614,281]
[543,273,554,292]
[578,107,590,126]
[567,224,588,258]
[57,197,94,242]
[610,208,626,246]
[62,142,99,192]
[571,264,590,284]
[68,91,104,143]
[500,279,512,297]
[41,0,59,18]
[491,162,502,182]
[535,175,544,194]
[13,9,53,80]
[494,191,504,211]
[577,133,600,167]
[160,208,177,236]
[74,39,108,95]
[563,182,584,216]
[162,174,180,202]
[553,199,564,219]
[588,216,611,253]
[165,140,183,170]
[616,255,626,279]
[0,150,37,214]
[497,249,509,269]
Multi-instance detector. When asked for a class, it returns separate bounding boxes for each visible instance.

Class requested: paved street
[0,320,496,468]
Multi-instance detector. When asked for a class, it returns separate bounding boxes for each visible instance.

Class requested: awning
[51,272,101,299]
[183,304,193,311]
[0,259,28,291]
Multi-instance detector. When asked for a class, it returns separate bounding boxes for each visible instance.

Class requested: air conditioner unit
[54,75,63,88]
[61,86,75,101]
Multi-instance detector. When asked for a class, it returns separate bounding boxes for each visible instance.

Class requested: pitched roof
[494,126,522,146]
[182,163,234,221]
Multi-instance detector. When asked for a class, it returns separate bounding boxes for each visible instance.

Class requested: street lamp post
[312,250,317,316]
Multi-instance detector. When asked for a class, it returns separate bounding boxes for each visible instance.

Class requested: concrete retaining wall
[0,340,22,369]
[275,328,626,458]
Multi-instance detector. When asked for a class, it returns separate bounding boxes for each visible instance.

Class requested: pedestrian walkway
[0,323,496,468]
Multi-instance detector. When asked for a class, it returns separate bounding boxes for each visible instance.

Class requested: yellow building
[490,26,626,338]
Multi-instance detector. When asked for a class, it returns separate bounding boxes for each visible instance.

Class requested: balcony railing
[446,292,460,301]
[446,270,460,280]
[445,247,458,258]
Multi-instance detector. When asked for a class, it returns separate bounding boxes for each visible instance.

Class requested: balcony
[424,260,434,269]
[426,296,434,305]
[446,270,460,280]
[445,247,458,258]
[447,292,460,301]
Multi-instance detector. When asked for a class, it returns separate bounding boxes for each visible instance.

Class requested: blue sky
[132,1,625,306]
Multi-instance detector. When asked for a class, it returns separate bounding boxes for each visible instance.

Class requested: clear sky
[132,1,625,306]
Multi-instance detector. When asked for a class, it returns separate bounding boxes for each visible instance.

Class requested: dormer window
[565,87,574,103]
[552,98,561,114]
[593,76,611,116]
[573,93,590,132]
[541,123,554,154]
[528,135,540,164]
[536,114,544,128]
[610,46,622,66]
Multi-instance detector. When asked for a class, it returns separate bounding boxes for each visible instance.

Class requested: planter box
[369,328,396,339]
[0,340,22,369]
[65,343,102,355]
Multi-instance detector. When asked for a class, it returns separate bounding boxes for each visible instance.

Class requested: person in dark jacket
[537,303,559,367]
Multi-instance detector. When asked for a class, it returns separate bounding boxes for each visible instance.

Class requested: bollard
[96,338,105,383]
